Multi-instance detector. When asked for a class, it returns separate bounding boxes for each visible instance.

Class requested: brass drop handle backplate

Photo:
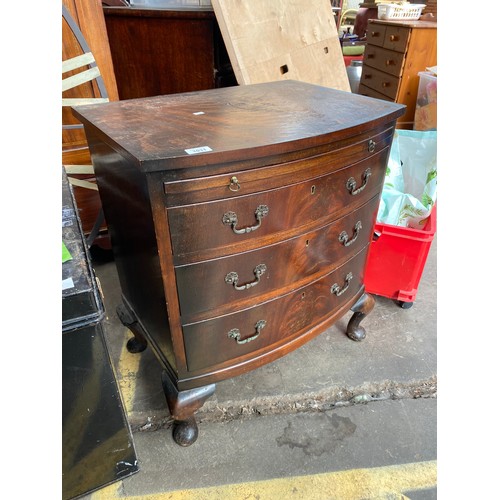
[225,264,267,291]
[222,205,270,234]
[339,221,362,247]
[331,272,353,297]
[346,168,372,195]
[228,320,266,345]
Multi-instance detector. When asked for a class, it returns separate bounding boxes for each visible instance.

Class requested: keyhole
[324,46,329,54]
[301,292,306,299]
[311,185,316,195]
[305,239,310,247]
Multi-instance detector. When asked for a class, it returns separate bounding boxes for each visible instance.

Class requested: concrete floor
[83,236,437,499]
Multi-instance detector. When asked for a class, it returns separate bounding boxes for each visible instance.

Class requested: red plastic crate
[364,204,436,305]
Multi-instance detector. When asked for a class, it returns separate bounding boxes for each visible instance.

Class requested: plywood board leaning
[212,0,350,92]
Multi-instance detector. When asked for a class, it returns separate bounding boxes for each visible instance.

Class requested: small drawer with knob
[366,24,388,48]
[363,45,405,78]
[360,66,400,100]
[182,247,369,373]
[382,26,410,53]
[175,196,380,323]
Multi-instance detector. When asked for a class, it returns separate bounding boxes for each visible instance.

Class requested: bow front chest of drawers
[73,80,405,446]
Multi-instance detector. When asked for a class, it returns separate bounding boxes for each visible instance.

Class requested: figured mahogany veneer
[73,80,405,446]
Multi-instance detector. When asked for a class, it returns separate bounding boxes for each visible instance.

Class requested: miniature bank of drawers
[358,19,437,128]
[74,81,405,446]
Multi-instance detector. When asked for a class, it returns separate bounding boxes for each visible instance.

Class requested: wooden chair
[62,4,109,247]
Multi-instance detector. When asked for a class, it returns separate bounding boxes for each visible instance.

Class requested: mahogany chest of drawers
[73,80,405,446]
[358,19,437,128]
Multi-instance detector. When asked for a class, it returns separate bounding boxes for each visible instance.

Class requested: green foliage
[398,204,426,226]
[421,192,434,208]
[426,169,437,185]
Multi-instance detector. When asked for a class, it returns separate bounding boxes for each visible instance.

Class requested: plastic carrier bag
[377,129,437,228]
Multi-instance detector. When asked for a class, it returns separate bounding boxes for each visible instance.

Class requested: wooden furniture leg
[346,292,375,341]
[116,302,148,353]
[161,370,216,447]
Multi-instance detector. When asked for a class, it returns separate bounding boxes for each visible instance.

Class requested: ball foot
[172,417,198,447]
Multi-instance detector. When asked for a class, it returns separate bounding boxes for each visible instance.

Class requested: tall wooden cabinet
[102,6,236,100]
[358,19,437,128]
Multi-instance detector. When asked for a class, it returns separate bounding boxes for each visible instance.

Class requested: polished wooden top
[73,80,405,171]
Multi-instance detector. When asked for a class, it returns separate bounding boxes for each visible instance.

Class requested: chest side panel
[84,129,177,369]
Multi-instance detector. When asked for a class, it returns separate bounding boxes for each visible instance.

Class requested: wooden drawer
[182,247,368,372]
[363,45,405,78]
[167,147,390,264]
[366,23,387,48]
[382,26,410,53]
[360,67,400,100]
[358,84,392,101]
[163,126,395,206]
[175,195,380,323]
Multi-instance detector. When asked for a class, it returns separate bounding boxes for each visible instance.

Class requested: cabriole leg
[346,292,375,342]
[161,370,216,447]
[116,302,148,353]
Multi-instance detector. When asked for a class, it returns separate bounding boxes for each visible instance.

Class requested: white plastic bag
[377,129,437,228]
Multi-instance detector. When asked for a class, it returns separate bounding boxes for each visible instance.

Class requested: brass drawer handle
[229,176,241,192]
[331,272,353,297]
[382,82,390,88]
[389,35,398,42]
[385,59,394,66]
[225,264,267,291]
[371,31,380,37]
[339,221,362,247]
[228,320,266,345]
[222,204,269,234]
[368,139,376,153]
[346,168,372,195]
